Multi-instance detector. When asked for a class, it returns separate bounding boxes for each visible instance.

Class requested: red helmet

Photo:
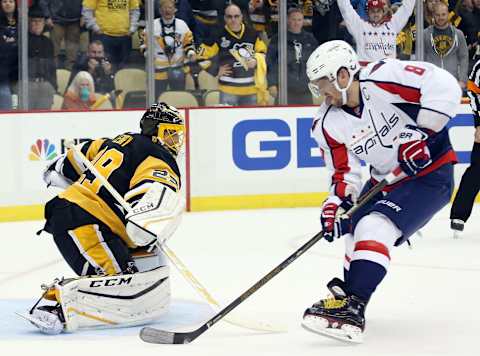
[367,0,386,10]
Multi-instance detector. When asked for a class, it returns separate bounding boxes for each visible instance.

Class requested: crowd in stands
[0,0,478,111]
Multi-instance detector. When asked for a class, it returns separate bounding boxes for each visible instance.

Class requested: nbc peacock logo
[29,139,58,161]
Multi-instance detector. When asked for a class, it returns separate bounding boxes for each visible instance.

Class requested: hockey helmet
[140,102,185,156]
[306,40,360,100]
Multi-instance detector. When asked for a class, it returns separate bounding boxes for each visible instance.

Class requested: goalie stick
[64,140,284,333]
[139,167,405,344]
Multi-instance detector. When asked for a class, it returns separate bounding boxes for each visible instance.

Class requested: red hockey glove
[320,196,354,242]
[396,125,432,176]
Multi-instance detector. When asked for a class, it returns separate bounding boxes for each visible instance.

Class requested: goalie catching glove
[126,182,185,247]
[42,154,73,189]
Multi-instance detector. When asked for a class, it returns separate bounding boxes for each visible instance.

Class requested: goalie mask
[140,102,185,156]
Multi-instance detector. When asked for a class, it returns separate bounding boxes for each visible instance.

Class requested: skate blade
[16,312,48,328]
[302,316,363,344]
[16,311,60,334]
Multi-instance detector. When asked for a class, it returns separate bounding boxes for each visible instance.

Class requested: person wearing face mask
[62,71,97,110]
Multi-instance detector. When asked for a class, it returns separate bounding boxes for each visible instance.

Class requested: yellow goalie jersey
[55,133,181,248]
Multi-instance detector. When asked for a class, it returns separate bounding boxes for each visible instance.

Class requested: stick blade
[139,326,196,344]
[140,327,177,344]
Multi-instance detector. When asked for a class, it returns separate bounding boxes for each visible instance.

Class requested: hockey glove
[396,125,432,177]
[42,154,72,189]
[320,195,354,242]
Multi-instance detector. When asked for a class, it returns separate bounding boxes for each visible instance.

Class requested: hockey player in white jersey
[337,0,415,63]
[302,40,461,342]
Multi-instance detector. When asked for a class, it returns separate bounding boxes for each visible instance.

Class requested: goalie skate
[17,305,64,335]
[301,278,366,343]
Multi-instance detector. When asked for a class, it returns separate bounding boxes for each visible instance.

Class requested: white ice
[1,205,479,356]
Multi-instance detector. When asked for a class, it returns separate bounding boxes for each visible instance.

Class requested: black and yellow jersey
[58,133,181,248]
[190,0,220,25]
[198,23,267,95]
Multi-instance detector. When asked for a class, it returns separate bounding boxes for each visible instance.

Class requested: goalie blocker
[25,103,186,334]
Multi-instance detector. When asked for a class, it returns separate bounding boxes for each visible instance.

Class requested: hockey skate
[302,278,366,343]
[451,219,464,239]
[17,305,65,335]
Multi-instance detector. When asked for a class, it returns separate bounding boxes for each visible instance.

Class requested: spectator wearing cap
[423,1,469,90]
[267,6,317,104]
[350,0,401,20]
[28,7,57,110]
[337,0,415,63]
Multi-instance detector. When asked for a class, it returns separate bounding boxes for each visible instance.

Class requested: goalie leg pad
[27,266,171,333]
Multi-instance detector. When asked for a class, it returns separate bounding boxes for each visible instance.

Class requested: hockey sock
[347,259,386,301]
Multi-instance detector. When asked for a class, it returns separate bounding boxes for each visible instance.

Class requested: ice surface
[1,206,479,355]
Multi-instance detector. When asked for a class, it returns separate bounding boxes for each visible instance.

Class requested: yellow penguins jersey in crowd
[58,133,181,248]
[189,0,219,25]
[83,0,140,37]
[198,24,267,96]
[148,17,195,81]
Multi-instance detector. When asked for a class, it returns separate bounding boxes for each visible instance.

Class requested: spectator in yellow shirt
[82,0,140,69]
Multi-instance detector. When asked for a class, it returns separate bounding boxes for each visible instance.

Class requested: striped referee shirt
[467,59,480,127]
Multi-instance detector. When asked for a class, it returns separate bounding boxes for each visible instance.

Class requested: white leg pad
[55,265,170,332]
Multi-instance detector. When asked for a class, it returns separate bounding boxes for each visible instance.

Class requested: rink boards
[0,104,476,221]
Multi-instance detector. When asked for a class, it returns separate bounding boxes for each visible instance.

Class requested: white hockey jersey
[311,59,461,199]
[337,0,415,63]
[150,18,195,80]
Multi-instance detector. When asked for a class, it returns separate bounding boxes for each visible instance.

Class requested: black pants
[450,142,480,222]
[44,197,135,276]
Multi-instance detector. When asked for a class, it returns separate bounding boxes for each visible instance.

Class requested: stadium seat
[114,68,147,108]
[203,90,220,106]
[158,91,199,108]
[198,70,218,90]
[185,73,195,90]
[56,69,71,95]
[51,94,63,110]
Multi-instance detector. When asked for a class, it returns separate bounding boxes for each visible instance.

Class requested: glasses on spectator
[225,14,241,19]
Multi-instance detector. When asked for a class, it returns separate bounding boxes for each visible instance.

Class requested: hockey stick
[64,141,284,333]
[139,167,405,344]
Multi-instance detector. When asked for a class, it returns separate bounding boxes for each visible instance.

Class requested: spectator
[247,0,299,36]
[458,0,480,68]
[423,1,468,90]
[198,3,267,106]
[311,0,346,45]
[0,0,17,110]
[82,0,140,69]
[350,0,401,20]
[267,6,317,104]
[62,70,97,110]
[40,0,82,70]
[28,7,57,110]
[337,0,415,63]
[68,40,114,96]
[145,0,196,98]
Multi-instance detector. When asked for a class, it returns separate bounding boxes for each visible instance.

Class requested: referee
[450,59,480,237]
